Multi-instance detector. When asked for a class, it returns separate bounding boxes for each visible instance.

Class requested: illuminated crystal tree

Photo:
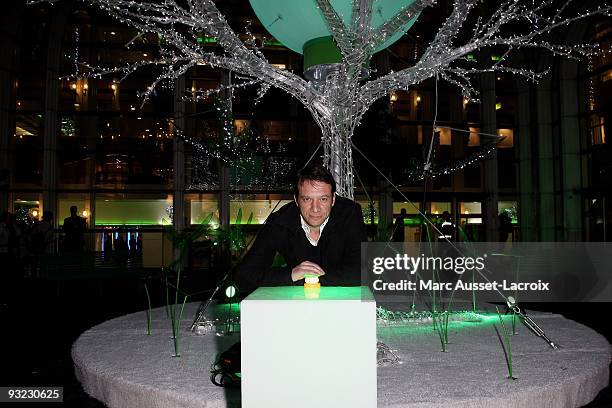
[60,0,610,198]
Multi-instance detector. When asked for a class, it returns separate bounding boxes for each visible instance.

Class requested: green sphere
[249,0,421,55]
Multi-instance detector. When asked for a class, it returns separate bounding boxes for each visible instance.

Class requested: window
[230,198,293,225]
[497,129,514,148]
[12,195,42,224]
[393,202,420,215]
[95,195,174,226]
[498,201,518,224]
[190,195,219,225]
[58,194,90,226]
[435,127,452,145]
[459,202,482,224]
[468,127,480,146]
[430,202,450,215]
[12,114,43,185]
[590,115,606,145]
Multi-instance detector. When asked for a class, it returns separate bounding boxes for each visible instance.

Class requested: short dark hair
[295,163,336,196]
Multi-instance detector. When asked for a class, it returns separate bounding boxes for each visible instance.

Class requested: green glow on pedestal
[246,286,373,301]
[249,0,420,55]
[214,302,241,321]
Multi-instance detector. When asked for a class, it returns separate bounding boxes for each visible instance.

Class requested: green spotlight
[225,285,237,299]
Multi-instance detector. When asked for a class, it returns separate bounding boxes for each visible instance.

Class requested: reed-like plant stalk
[143,282,152,335]
[433,313,447,352]
[164,213,214,356]
[495,306,516,380]
[511,258,521,335]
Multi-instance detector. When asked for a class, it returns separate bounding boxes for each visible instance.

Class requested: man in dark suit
[235,163,367,291]
[62,205,87,252]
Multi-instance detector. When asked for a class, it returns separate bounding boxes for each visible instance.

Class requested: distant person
[393,208,408,242]
[7,212,23,266]
[437,211,455,242]
[62,206,86,252]
[113,234,129,264]
[114,234,128,252]
[499,211,512,242]
[103,232,114,253]
[0,211,10,261]
[27,211,54,278]
[129,234,137,254]
[136,234,143,254]
[31,211,54,255]
[1,212,20,298]
[0,212,12,304]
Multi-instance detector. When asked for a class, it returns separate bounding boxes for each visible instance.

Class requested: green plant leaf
[235,208,242,225]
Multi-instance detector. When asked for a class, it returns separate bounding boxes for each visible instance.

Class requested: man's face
[296,179,335,229]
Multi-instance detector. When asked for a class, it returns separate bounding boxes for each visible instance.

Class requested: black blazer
[235,196,367,292]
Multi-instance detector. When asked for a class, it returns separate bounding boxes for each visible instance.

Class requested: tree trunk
[311,72,363,200]
[322,115,355,199]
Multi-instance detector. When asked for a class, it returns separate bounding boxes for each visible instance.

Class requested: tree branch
[314,0,355,58]
[83,0,316,104]
[350,0,374,42]
[368,0,436,53]
[361,0,611,104]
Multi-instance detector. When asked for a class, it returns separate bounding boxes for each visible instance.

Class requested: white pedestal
[241,286,377,408]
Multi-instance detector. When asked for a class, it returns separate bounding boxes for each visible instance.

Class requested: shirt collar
[299,215,329,246]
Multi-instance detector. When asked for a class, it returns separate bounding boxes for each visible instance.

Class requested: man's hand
[291,261,325,282]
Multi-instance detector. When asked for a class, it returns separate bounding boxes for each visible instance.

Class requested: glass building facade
[1,1,611,263]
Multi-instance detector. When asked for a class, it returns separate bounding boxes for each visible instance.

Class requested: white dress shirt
[300,215,329,246]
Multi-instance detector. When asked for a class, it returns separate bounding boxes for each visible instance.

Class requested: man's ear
[331,193,336,206]
[294,194,298,205]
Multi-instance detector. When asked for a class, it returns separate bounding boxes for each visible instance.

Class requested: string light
[183,97,296,191]
[587,54,595,110]
[47,0,612,197]
[376,306,483,325]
